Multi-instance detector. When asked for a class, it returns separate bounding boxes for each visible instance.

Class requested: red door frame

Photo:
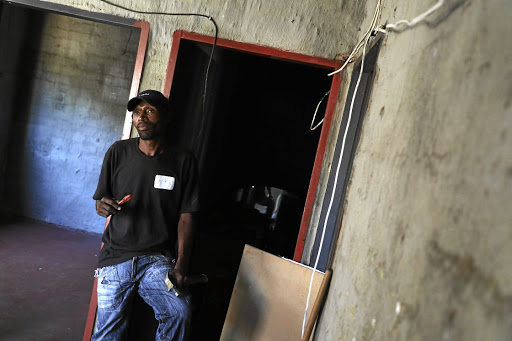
[163,31,343,262]
[83,20,149,341]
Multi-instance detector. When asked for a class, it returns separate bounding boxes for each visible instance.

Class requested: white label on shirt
[154,175,175,190]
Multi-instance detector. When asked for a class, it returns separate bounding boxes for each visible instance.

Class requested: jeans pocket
[96,265,117,281]
[96,266,123,311]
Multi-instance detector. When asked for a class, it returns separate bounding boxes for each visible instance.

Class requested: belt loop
[132,256,136,280]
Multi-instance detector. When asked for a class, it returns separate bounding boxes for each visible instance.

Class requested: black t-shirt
[93,138,200,268]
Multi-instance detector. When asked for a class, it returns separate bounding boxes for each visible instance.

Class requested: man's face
[132,101,162,140]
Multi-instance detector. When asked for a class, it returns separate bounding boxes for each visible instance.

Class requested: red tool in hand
[118,194,132,205]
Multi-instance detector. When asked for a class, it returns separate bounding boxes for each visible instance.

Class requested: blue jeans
[92,255,190,341]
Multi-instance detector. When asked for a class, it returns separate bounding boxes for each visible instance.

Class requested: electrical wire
[302,0,449,336]
[308,0,380,135]
[378,0,446,33]
[301,0,382,336]
[328,0,382,77]
[99,0,218,142]
[301,36,372,338]
[315,0,445,128]
[310,90,330,131]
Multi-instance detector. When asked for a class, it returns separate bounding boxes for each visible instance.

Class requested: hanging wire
[100,0,218,143]
[302,1,382,336]
[310,90,331,131]
[328,0,382,77]
[302,0,451,336]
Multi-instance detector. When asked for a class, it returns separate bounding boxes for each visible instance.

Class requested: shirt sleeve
[179,152,200,214]
[92,144,114,201]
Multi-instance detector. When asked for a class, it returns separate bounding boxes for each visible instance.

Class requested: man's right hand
[95,197,121,217]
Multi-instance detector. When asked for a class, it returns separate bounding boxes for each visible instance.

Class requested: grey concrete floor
[0,216,101,341]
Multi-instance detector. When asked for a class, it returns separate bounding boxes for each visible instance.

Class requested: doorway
[164,32,342,340]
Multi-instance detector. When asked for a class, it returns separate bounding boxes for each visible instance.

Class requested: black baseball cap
[127,90,169,113]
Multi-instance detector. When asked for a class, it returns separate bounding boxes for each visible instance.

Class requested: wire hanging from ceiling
[100,0,218,133]
[310,90,331,131]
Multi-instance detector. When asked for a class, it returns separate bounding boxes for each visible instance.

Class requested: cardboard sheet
[220,245,325,341]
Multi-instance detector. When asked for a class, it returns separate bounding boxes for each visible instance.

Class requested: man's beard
[136,124,159,140]
[139,131,155,140]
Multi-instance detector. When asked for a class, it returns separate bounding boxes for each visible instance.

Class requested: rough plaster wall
[28,0,511,339]
[316,0,512,340]
[43,0,365,88]
[2,10,137,233]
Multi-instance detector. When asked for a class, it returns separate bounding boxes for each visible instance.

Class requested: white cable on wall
[307,0,381,135]
[379,0,446,32]
[301,37,372,338]
[301,0,449,337]
[301,1,381,336]
[328,0,382,77]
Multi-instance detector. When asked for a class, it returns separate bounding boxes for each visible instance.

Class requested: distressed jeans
[91,254,190,341]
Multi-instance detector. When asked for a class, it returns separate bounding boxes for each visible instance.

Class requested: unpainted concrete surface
[0,7,138,233]
[14,0,512,340]
[45,0,367,91]
[316,0,512,340]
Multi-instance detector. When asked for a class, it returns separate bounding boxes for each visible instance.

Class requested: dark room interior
[165,39,334,340]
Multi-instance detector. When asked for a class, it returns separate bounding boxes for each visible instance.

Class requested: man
[92,90,199,341]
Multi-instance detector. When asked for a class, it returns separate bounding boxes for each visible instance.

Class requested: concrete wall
[315,1,512,340]
[0,6,138,233]
[24,0,512,339]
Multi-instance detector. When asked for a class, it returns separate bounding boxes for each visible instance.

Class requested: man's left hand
[170,267,188,291]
